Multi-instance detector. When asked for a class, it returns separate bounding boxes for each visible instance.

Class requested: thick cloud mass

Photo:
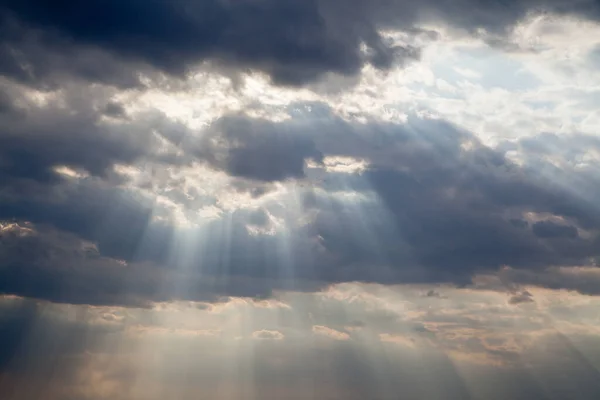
[1,95,600,304]
[1,0,600,86]
[193,115,324,181]
[0,0,413,87]
[0,0,599,306]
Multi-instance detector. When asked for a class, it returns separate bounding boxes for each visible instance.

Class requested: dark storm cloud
[2,0,600,87]
[0,85,189,277]
[283,109,600,283]
[0,0,417,87]
[0,82,177,184]
[0,90,324,305]
[0,82,192,270]
[0,221,293,306]
[499,266,600,296]
[0,180,170,262]
[190,115,323,181]
[187,106,600,284]
[0,15,149,89]
[0,222,165,307]
[1,98,600,305]
[532,220,579,239]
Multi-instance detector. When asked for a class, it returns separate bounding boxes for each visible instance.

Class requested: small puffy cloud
[423,289,447,299]
[312,325,350,340]
[252,330,285,340]
[508,290,535,305]
[379,333,416,348]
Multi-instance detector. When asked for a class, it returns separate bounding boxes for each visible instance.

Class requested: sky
[1,0,600,399]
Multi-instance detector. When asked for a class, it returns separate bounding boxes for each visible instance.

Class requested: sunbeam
[2,0,600,398]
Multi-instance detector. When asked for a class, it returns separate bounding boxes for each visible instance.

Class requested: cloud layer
[1,96,599,305]
[2,2,600,398]
[3,0,600,87]
[2,284,600,399]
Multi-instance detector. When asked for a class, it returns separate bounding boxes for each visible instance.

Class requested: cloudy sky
[2,0,600,399]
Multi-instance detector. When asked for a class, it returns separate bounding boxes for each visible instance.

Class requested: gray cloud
[0,83,172,185]
[500,266,600,295]
[191,115,324,182]
[0,221,292,306]
[1,0,600,88]
[0,0,417,88]
[508,290,534,305]
[532,220,579,239]
[1,99,600,305]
